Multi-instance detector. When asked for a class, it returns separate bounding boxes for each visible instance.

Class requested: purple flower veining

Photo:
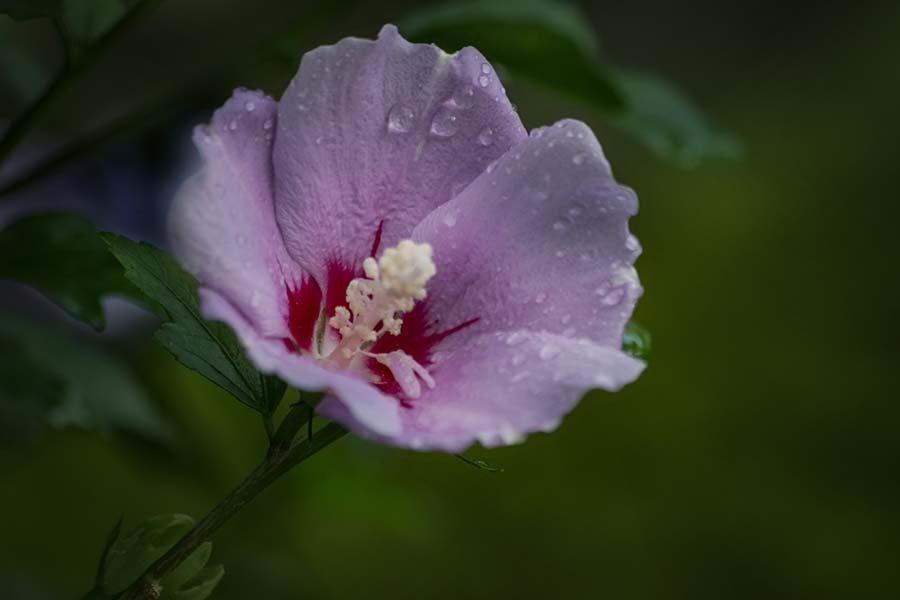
[169,25,645,451]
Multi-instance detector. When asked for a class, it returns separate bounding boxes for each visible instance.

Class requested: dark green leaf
[622,319,652,361]
[0,312,168,440]
[101,513,195,593]
[0,34,52,105]
[103,234,285,415]
[609,68,742,166]
[0,333,62,442]
[0,0,62,20]
[0,213,142,330]
[400,0,624,111]
[160,542,211,597]
[61,0,128,44]
[455,453,504,473]
[173,565,224,600]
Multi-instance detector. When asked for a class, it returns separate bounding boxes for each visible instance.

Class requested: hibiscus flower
[169,25,644,452]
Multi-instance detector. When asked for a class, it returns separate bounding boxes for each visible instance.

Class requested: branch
[114,422,346,600]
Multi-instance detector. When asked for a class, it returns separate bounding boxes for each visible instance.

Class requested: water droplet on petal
[602,287,626,306]
[572,153,585,165]
[506,332,528,346]
[539,344,560,361]
[511,354,526,366]
[262,118,273,130]
[228,120,238,131]
[552,221,567,232]
[568,206,582,218]
[442,212,457,227]
[535,292,547,304]
[245,100,255,112]
[430,108,458,138]
[477,127,494,146]
[625,234,640,252]
[387,103,415,134]
[478,74,490,88]
[481,63,491,74]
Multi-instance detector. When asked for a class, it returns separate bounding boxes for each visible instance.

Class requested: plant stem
[115,422,346,600]
[0,0,161,169]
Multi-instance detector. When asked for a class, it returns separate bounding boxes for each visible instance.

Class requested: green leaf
[0,312,168,441]
[103,234,286,415]
[61,0,128,45]
[0,33,52,105]
[160,542,212,597]
[0,0,62,20]
[173,565,224,600]
[0,213,141,330]
[622,319,652,361]
[610,69,741,166]
[0,333,62,441]
[101,513,195,594]
[400,0,624,111]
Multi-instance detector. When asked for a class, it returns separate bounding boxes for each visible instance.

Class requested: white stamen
[325,240,438,398]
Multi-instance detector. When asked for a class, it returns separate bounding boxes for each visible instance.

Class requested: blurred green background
[2,0,900,598]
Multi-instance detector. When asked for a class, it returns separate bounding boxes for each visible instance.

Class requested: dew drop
[296,103,308,112]
[430,109,458,138]
[572,153,585,165]
[448,85,476,109]
[477,126,494,146]
[511,354,526,366]
[478,74,490,88]
[625,234,640,252]
[228,120,238,131]
[442,212,457,227]
[262,118,273,130]
[567,206,582,218]
[245,100,255,112]
[535,292,547,304]
[602,287,626,306]
[505,332,527,346]
[387,103,415,134]
[481,63,491,74]
[539,344,561,361]
[552,221,567,232]
[510,371,529,383]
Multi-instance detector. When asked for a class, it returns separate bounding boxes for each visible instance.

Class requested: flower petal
[272,24,527,283]
[200,289,401,437]
[412,119,642,351]
[169,89,307,338]
[322,330,644,452]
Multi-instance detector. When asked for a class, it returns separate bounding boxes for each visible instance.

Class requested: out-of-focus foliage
[83,514,223,600]
[60,0,130,45]
[400,0,737,165]
[0,0,61,21]
[0,213,140,330]
[104,234,285,416]
[0,311,167,440]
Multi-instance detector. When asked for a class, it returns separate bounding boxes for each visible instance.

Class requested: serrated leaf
[102,234,286,415]
[610,68,741,166]
[0,0,62,20]
[102,513,196,594]
[0,312,168,441]
[0,213,142,330]
[61,0,128,45]
[400,0,624,111]
[622,319,651,361]
[174,565,224,600]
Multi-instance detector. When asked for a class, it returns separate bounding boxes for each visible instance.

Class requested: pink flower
[169,25,644,451]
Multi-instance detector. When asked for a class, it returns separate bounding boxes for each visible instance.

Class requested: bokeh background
[2,0,899,598]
